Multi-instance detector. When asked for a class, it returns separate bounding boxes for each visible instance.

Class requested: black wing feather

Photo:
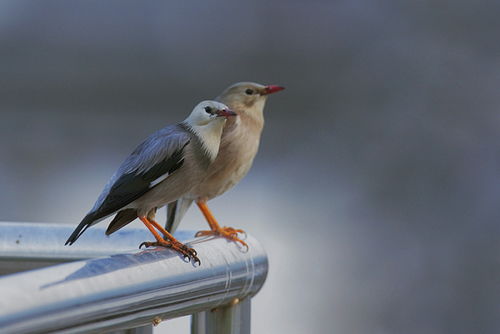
[104,151,181,212]
[93,143,187,220]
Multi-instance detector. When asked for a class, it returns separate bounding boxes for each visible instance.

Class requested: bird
[65,100,237,264]
[166,82,284,247]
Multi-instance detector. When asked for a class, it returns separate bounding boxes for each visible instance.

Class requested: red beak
[262,85,285,95]
[216,108,237,117]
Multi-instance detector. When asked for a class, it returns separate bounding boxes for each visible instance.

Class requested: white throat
[189,118,226,161]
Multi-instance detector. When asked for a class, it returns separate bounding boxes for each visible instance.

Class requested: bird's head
[185,101,237,162]
[186,100,237,127]
[216,82,285,116]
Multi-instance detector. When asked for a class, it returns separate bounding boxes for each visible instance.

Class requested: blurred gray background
[0,1,499,333]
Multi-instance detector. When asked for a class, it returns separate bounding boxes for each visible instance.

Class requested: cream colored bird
[166,82,284,246]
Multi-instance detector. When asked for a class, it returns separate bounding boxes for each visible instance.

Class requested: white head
[184,100,237,161]
[185,100,236,126]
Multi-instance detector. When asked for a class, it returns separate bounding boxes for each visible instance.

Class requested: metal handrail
[0,222,268,333]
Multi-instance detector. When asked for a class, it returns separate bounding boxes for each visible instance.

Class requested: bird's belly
[190,160,253,200]
[128,167,198,216]
[187,122,262,201]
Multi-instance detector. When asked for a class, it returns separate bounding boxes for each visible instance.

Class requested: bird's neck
[225,100,265,135]
[187,120,225,162]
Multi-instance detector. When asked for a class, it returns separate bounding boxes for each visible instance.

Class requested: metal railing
[0,222,268,334]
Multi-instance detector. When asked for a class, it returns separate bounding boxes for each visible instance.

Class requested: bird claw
[138,240,200,265]
[181,244,197,256]
[195,226,248,250]
[139,241,153,249]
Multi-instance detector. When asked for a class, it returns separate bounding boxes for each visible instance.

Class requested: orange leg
[195,201,248,248]
[148,219,182,243]
[139,217,200,264]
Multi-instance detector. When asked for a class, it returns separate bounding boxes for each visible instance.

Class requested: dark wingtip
[105,209,138,236]
[65,214,94,246]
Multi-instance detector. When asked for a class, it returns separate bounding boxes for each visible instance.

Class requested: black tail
[65,214,95,245]
[165,201,178,232]
[165,198,193,233]
[105,209,138,235]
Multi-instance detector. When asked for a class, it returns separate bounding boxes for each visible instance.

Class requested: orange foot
[140,239,200,265]
[195,226,248,249]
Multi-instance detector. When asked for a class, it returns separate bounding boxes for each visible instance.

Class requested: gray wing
[65,124,190,245]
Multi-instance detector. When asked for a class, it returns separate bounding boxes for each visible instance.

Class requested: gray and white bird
[65,100,236,264]
[166,82,284,246]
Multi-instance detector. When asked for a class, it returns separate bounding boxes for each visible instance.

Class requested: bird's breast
[188,119,262,200]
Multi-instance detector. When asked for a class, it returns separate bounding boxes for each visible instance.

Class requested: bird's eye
[245,89,254,95]
[204,106,212,114]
